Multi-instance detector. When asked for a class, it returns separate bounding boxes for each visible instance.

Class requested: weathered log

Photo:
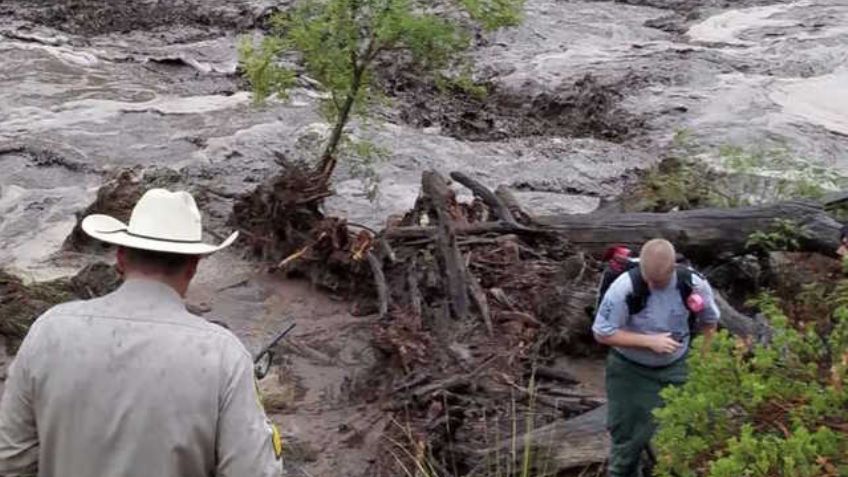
[480,404,609,471]
[366,252,389,319]
[421,171,470,320]
[384,221,544,240]
[534,366,579,386]
[821,190,848,209]
[536,200,841,261]
[714,292,772,344]
[450,172,519,226]
[407,260,423,318]
[495,185,535,223]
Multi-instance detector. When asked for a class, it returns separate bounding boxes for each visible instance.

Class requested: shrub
[653,286,848,477]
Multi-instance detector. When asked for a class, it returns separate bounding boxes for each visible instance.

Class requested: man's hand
[646,333,682,354]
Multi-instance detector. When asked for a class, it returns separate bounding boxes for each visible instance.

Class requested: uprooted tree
[240,0,525,192]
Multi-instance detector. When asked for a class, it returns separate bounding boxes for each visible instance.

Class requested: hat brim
[81,214,238,255]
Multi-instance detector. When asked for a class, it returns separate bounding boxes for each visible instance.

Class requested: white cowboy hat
[81,188,238,255]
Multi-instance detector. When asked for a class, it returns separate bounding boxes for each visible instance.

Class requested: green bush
[744,219,806,255]
[632,134,848,212]
[653,289,848,477]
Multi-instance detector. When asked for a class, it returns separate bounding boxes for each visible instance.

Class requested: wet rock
[258,369,298,413]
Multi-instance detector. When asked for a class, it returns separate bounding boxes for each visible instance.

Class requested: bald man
[592,239,719,477]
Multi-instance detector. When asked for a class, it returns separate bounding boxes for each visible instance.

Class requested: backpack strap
[675,266,694,300]
[595,266,619,310]
[625,267,649,316]
[675,266,699,335]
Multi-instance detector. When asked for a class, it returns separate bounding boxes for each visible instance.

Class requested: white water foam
[687,2,805,45]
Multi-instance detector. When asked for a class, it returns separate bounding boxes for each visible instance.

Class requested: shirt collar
[113,278,184,307]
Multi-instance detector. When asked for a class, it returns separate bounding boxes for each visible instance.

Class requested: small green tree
[240,0,524,184]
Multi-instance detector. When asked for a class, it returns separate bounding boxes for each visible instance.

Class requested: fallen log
[535,200,841,261]
[533,366,579,386]
[384,221,544,240]
[479,404,609,471]
[715,291,771,343]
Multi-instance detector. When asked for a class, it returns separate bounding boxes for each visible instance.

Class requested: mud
[186,273,388,477]
[380,68,642,143]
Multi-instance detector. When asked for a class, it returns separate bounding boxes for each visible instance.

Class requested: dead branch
[450,172,519,226]
[467,273,494,336]
[422,171,470,321]
[367,251,390,318]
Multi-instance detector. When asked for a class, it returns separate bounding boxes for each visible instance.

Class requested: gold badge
[271,423,283,460]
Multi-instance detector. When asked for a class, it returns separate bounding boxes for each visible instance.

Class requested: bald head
[639,239,676,289]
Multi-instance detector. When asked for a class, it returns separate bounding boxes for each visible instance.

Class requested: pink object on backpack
[687,293,705,313]
[603,245,632,273]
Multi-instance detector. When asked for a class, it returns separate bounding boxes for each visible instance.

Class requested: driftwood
[367,251,390,318]
[495,185,534,223]
[534,366,579,386]
[422,171,471,320]
[715,292,773,344]
[467,273,494,336]
[535,200,842,261]
[450,172,519,227]
[384,221,542,240]
[479,404,609,471]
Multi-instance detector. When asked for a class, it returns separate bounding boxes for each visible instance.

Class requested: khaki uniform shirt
[0,279,282,477]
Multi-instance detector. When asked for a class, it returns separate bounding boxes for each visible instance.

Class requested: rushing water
[2,0,847,274]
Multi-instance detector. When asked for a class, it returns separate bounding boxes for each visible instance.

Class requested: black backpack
[596,257,700,336]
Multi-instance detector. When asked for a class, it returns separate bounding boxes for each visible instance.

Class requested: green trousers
[606,351,687,477]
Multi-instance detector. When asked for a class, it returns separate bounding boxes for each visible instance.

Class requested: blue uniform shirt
[592,270,720,367]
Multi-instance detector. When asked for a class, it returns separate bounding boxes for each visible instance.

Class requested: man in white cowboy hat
[0,189,282,477]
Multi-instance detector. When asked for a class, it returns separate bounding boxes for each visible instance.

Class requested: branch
[366,252,390,318]
[450,171,519,226]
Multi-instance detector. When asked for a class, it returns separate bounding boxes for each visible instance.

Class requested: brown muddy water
[1,0,847,475]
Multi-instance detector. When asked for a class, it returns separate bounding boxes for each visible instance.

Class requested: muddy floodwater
[0,0,846,475]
